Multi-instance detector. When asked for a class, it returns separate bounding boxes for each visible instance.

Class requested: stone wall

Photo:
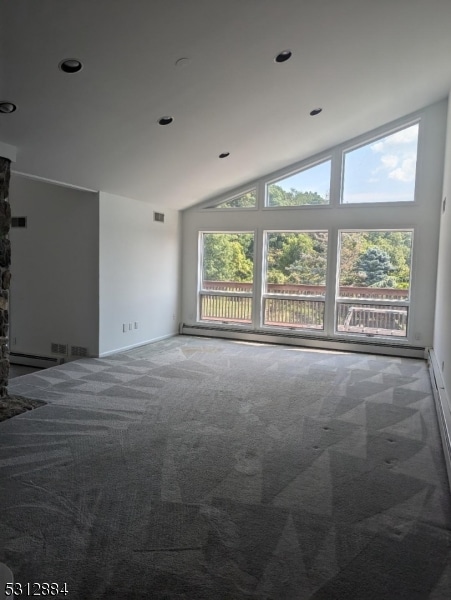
[0,157,11,397]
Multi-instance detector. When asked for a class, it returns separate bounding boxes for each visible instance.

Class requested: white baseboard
[98,332,177,358]
[428,349,451,493]
[182,324,426,358]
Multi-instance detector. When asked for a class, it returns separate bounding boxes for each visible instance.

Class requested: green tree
[266,232,327,285]
[214,192,256,208]
[356,246,395,287]
[268,185,328,207]
[203,233,253,282]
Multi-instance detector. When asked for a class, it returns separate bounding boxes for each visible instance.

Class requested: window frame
[260,230,329,332]
[263,156,333,210]
[201,187,258,211]
[334,228,414,340]
[197,230,257,327]
[339,119,421,207]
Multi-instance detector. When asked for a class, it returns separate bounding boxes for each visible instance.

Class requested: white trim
[11,170,98,193]
[428,348,451,493]
[97,333,177,357]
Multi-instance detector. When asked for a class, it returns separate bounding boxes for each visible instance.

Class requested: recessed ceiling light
[275,50,292,63]
[59,59,83,73]
[0,102,17,114]
[219,152,230,159]
[310,108,323,116]
[158,116,174,125]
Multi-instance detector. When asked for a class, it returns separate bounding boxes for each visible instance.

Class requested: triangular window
[206,190,257,209]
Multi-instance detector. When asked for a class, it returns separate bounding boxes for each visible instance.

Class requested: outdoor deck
[200,282,408,337]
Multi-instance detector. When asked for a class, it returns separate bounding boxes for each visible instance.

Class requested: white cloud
[380,154,398,169]
[368,124,418,185]
[388,156,417,182]
[371,124,419,154]
[371,141,384,153]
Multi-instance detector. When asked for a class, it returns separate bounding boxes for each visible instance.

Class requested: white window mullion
[252,227,262,330]
[324,227,338,336]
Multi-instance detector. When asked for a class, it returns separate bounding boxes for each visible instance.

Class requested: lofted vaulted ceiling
[1,0,451,210]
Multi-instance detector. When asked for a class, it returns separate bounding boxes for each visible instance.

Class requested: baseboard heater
[9,352,65,369]
[428,349,451,493]
[181,324,426,359]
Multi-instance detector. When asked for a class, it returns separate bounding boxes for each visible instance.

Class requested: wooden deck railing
[202,281,408,299]
[200,282,408,335]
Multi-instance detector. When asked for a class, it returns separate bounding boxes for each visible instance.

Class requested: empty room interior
[1,1,451,598]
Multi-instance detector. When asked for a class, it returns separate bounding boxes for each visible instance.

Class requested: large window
[262,232,328,330]
[199,232,254,324]
[266,160,331,207]
[342,123,419,204]
[193,114,429,346]
[336,231,413,337]
[205,190,257,209]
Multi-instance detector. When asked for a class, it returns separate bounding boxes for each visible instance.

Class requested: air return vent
[154,212,165,223]
[11,216,27,228]
[71,345,88,357]
[51,342,68,355]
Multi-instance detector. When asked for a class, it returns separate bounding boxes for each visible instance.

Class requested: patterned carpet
[1,335,450,599]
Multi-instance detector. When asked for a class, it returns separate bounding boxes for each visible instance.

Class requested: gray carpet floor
[1,335,450,599]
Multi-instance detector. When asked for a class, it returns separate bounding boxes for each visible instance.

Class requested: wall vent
[154,212,165,223]
[71,345,88,358]
[11,216,27,228]
[51,342,68,355]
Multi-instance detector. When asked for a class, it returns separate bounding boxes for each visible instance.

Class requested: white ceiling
[1,0,451,210]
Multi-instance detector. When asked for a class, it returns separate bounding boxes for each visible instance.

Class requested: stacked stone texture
[0,157,11,397]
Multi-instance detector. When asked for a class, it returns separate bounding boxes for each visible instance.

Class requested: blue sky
[274,123,419,204]
[275,160,331,200]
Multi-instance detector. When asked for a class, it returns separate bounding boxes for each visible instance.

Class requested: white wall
[433,94,451,401]
[181,100,447,350]
[99,192,180,356]
[9,174,99,357]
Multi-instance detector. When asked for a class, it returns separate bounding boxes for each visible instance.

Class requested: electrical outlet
[129,323,132,330]
[134,322,138,329]
[123,324,127,333]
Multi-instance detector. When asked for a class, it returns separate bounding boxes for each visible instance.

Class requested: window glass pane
[266,161,330,207]
[264,298,325,330]
[338,231,412,300]
[265,232,328,294]
[200,294,252,324]
[337,303,408,337]
[201,233,254,292]
[342,123,419,204]
[337,231,412,337]
[208,190,257,209]
[200,233,254,324]
[263,231,328,330]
